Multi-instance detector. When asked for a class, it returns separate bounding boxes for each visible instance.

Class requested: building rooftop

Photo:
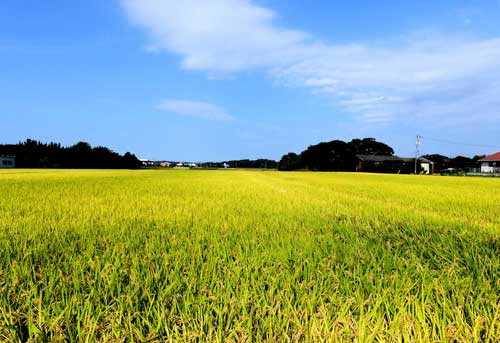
[356,155,433,164]
[479,151,500,162]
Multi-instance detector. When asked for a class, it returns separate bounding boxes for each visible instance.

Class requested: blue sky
[2,0,500,160]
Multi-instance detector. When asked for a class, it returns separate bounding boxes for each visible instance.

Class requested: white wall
[421,163,431,174]
[481,162,494,173]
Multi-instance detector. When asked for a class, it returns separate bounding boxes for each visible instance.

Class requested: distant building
[0,156,15,168]
[419,158,434,174]
[140,159,154,167]
[356,155,434,174]
[478,152,500,174]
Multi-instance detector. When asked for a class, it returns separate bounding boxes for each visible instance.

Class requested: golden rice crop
[1,169,500,342]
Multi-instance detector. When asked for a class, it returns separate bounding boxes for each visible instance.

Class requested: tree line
[278,138,394,171]
[1,138,486,172]
[420,154,484,172]
[0,139,142,169]
[278,138,485,172]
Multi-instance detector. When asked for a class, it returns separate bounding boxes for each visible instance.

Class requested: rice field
[1,169,500,342]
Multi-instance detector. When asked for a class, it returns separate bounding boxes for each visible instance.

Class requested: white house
[419,157,434,174]
[479,152,500,174]
[0,156,15,168]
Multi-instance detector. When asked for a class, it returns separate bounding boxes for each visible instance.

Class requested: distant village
[133,153,500,176]
[138,159,277,170]
[2,153,500,176]
[1,138,500,176]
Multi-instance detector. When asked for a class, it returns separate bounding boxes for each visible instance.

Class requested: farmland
[1,169,500,342]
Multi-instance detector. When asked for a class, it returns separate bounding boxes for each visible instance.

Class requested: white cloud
[123,0,500,126]
[122,0,310,72]
[278,37,500,125]
[156,99,235,121]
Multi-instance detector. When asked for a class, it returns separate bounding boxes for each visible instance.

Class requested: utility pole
[415,134,421,174]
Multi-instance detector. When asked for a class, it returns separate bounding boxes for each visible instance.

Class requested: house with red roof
[479,152,500,174]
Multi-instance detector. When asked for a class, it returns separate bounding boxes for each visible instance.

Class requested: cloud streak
[156,99,235,121]
[122,0,310,72]
[123,0,500,126]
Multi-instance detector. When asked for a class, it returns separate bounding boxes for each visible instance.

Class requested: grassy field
[1,169,500,342]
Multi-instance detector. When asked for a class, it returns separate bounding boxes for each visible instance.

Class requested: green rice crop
[1,169,500,342]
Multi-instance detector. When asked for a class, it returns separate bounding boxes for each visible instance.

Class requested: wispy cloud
[122,0,310,72]
[123,0,500,126]
[156,99,235,121]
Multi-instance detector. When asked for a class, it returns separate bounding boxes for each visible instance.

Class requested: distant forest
[278,138,484,172]
[0,139,142,169]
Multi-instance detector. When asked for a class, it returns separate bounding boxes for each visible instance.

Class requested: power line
[421,136,500,150]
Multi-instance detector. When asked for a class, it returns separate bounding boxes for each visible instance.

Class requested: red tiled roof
[479,151,500,162]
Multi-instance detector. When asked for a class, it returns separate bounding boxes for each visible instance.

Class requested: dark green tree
[348,138,394,155]
[278,137,396,172]
[0,139,141,169]
[300,140,356,171]
[421,154,451,171]
[278,153,302,171]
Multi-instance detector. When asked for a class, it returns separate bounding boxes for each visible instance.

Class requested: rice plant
[1,169,499,342]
